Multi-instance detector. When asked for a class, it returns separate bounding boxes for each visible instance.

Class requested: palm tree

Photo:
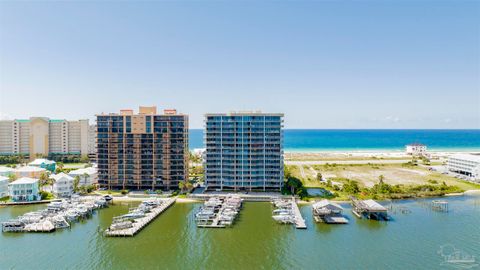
[8,173,17,182]
[178,181,185,193]
[73,176,80,193]
[39,172,50,190]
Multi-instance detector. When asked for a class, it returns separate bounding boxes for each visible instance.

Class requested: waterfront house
[28,158,56,172]
[8,177,40,202]
[51,173,74,197]
[0,176,9,198]
[15,166,46,178]
[0,166,15,177]
[68,167,98,187]
[405,143,427,156]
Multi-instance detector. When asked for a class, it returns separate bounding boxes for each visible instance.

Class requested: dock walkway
[105,198,176,237]
[291,198,307,229]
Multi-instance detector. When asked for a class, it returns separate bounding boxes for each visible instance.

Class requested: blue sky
[0,1,478,129]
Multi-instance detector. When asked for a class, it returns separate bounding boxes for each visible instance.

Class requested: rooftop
[0,166,15,173]
[363,199,387,211]
[29,159,56,166]
[10,177,39,185]
[68,167,97,175]
[51,172,74,181]
[16,166,47,173]
[449,154,480,162]
[205,111,284,117]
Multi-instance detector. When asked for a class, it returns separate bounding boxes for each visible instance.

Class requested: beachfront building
[0,176,9,198]
[0,166,15,177]
[28,158,56,172]
[15,166,46,178]
[51,173,74,197]
[68,167,98,187]
[8,177,40,202]
[405,143,427,156]
[97,106,188,190]
[0,117,95,158]
[204,111,284,191]
[447,154,480,181]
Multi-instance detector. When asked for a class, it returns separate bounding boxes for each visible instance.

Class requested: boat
[104,195,113,202]
[122,211,146,219]
[272,214,295,224]
[109,221,133,231]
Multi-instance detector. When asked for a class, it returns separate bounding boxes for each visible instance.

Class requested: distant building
[68,167,98,187]
[0,176,8,198]
[447,154,480,181]
[0,117,95,158]
[8,177,40,202]
[96,106,188,190]
[204,111,284,191]
[0,166,15,177]
[28,158,56,172]
[15,166,47,178]
[405,143,427,156]
[51,173,74,197]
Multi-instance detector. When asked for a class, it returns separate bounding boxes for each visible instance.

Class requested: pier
[350,196,389,221]
[195,195,243,228]
[291,198,307,229]
[105,198,175,237]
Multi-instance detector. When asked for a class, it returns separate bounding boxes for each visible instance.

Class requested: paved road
[286,159,412,165]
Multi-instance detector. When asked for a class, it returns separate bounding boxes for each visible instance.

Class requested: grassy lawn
[96,190,124,196]
[287,163,480,193]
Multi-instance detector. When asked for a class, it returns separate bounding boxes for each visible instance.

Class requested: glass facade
[97,113,188,190]
[204,113,284,191]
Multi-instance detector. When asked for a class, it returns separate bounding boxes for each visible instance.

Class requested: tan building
[96,106,188,190]
[0,117,95,158]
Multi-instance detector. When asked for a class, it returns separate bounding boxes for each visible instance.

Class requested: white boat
[272,214,295,224]
[122,211,146,219]
[109,221,133,231]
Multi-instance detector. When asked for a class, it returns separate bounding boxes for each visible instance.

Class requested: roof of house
[29,159,56,166]
[363,199,387,211]
[312,199,343,210]
[51,172,74,181]
[10,177,39,185]
[0,176,9,183]
[68,167,96,176]
[0,166,15,173]
[16,166,46,173]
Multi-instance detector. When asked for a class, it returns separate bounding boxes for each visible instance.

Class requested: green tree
[73,176,80,193]
[316,172,323,182]
[8,173,17,182]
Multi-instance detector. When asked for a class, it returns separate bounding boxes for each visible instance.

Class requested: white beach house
[0,166,15,177]
[15,166,47,178]
[447,154,480,181]
[68,167,98,187]
[405,143,427,156]
[0,176,9,198]
[28,158,56,172]
[8,177,40,202]
[52,172,74,197]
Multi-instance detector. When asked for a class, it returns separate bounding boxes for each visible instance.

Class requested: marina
[271,197,307,229]
[195,195,243,228]
[105,198,176,237]
[0,195,479,269]
[1,196,108,233]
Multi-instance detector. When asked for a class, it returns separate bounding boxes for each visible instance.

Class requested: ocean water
[1,195,479,269]
[189,129,480,152]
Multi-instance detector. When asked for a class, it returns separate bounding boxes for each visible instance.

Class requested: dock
[350,196,389,221]
[105,198,176,237]
[291,198,307,229]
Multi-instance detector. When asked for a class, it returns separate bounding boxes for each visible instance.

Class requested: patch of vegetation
[0,196,10,202]
[40,191,54,200]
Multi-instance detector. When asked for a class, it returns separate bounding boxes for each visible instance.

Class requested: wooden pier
[350,196,389,221]
[105,198,176,237]
[291,198,307,229]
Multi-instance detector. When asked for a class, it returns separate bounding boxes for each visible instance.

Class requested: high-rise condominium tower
[204,112,284,191]
[96,106,188,190]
